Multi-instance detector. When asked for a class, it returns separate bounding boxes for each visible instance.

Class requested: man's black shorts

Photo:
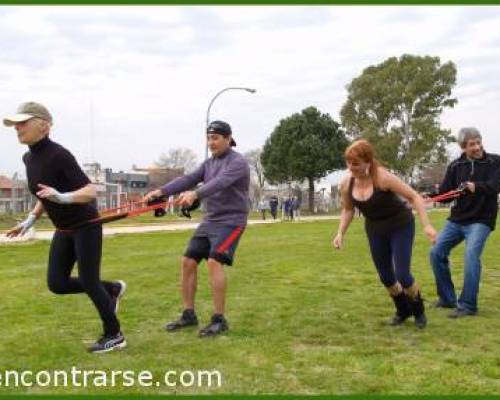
[184,223,245,266]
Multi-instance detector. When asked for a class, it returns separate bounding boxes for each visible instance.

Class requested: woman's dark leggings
[366,219,415,289]
[47,225,120,335]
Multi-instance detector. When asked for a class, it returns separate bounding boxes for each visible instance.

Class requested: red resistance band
[60,197,175,232]
[425,184,468,203]
[92,198,175,225]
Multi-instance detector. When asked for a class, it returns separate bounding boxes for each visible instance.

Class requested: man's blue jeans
[429,221,491,313]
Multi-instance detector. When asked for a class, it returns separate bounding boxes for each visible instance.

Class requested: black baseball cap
[207,120,236,146]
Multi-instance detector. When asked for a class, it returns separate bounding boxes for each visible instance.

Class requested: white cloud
[2,5,500,179]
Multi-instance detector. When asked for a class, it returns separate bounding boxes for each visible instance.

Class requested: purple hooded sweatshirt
[160,148,250,227]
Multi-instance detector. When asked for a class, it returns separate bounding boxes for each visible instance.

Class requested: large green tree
[340,54,457,182]
[261,106,348,212]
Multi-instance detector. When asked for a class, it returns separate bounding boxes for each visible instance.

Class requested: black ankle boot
[409,292,427,329]
[389,292,412,326]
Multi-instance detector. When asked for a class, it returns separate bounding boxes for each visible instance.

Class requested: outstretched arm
[333,175,355,249]
[143,163,205,203]
[6,200,45,238]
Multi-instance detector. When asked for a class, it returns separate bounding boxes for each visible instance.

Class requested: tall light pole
[205,87,256,159]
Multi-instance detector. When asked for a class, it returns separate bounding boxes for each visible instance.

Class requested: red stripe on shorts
[216,226,243,253]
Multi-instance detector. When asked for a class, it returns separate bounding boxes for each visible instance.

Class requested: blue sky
[2,6,500,179]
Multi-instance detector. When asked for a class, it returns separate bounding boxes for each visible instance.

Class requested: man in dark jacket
[269,196,279,220]
[430,127,500,317]
[284,197,292,221]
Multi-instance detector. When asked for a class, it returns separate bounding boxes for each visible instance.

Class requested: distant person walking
[292,196,301,221]
[258,199,267,220]
[269,196,279,220]
[284,197,292,221]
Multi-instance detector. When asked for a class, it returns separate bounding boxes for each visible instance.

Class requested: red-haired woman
[333,139,437,328]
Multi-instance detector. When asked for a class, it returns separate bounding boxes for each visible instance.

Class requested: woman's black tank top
[349,177,413,234]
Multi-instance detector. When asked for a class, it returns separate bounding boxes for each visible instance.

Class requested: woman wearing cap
[333,139,437,328]
[4,102,126,353]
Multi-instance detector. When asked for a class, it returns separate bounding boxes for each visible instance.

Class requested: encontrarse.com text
[0,368,222,388]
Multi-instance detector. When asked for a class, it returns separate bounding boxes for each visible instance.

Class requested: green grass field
[1,212,500,395]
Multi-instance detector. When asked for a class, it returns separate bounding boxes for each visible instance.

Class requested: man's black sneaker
[110,280,127,313]
[165,309,198,331]
[88,332,126,353]
[199,314,228,338]
[448,308,477,319]
[431,299,456,309]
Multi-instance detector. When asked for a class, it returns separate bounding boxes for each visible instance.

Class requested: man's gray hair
[457,127,481,148]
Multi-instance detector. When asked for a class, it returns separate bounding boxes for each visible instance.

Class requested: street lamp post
[205,87,256,159]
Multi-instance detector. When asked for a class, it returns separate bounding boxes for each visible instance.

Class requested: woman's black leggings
[366,219,416,289]
[47,225,120,335]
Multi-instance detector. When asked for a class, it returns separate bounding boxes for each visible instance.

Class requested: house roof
[0,175,12,189]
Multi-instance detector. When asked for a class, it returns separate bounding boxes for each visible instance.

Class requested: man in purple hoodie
[144,120,250,337]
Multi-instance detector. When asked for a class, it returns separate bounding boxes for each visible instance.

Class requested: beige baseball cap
[3,102,53,127]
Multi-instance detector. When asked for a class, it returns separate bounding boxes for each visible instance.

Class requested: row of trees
[261,54,457,211]
[155,54,457,212]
